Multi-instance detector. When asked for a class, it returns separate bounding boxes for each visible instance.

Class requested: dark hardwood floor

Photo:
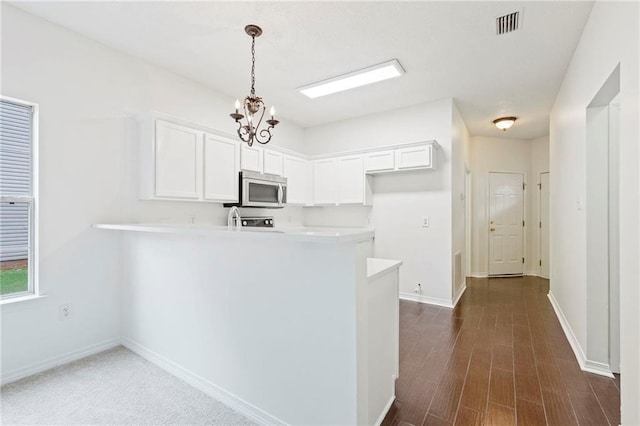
[382,276,620,426]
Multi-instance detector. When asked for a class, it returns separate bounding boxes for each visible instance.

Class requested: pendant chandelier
[230,24,279,147]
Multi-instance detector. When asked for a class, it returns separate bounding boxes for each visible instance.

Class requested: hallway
[383,276,620,425]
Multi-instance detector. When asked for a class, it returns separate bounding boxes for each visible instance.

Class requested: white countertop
[367,257,403,280]
[93,223,374,244]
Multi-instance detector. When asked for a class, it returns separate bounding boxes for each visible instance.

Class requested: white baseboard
[452,284,467,308]
[547,292,614,378]
[583,359,615,378]
[400,292,455,308]
[0,337,121,385]
[121,337,286,425]
[469,273,488,278]
[375,395,396,426]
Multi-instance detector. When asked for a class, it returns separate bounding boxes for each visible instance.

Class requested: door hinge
[522,220,525,227]
[539,260,542,266]
[522,257,525,264]
[539,221,542,228]
[538,183,542,190]
[523,183,526,190]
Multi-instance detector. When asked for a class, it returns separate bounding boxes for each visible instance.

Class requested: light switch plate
[422,216,430,227]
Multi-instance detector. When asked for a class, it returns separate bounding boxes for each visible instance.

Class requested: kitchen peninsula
[95,223,400,425]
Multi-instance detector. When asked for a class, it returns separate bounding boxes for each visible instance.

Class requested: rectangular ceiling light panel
[297,59,405,99]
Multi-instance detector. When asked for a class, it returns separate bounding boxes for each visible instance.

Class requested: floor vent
[496,11,520,35]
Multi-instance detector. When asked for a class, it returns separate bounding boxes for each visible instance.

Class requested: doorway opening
[585,64,620,377]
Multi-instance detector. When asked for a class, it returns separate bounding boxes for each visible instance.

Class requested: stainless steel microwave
[224,171,287,208]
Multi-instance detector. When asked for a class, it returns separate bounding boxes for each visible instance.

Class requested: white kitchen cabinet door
[154,120,201,199]
[203,134,240,202]
[365,150,395,172]
[395,145,433,170]
[283,155,312,205]
[263,149,284,176]
[240,144,263,172]
[313,158,338,205]
[338,155,365,204]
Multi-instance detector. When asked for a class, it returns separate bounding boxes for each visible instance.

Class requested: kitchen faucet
[227,206,242,230]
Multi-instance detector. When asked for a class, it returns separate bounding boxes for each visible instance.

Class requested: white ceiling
[11,1,593,139]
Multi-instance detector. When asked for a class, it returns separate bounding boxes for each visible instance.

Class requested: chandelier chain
[250,35,256,96]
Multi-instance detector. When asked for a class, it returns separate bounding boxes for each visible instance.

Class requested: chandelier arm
[242,99,253,134]
[252,101,266,139]
[237,123,252,146]
[255,128,273,145]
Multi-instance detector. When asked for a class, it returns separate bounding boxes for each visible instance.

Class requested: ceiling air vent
[496,11,520,35]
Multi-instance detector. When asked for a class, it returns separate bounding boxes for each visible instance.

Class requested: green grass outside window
[0,268,28,295]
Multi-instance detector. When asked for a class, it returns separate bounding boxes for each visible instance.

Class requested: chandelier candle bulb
[270,106,275,119]
[234,99,240,114]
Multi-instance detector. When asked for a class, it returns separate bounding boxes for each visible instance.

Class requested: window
[0,97,38,299]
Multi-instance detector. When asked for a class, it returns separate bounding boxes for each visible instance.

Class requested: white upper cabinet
[203,134,240,202]
[313,158,338,205]
[364,142,437,174]
[240,144,263,173]
[338,155,367,205]
[240,145,284,176]
[283,154,312,205]
[154,120,201,199]
[395,144,433,170]
[263,149,284,176]
[364,150,395,173]
[142,112,439,207]
[140,116,241,202]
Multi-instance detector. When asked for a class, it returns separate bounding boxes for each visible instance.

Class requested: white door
[154,120,201,199]
[283,155,312,205]
[539,172,550,278]
[203,134,239,202]
[337,155,364,204]
[240,144,263,172]
[263,149,283,176]
[395,145,432,170]
[488,172,524,276]
[313,159,337,205]
[364,150,395,172]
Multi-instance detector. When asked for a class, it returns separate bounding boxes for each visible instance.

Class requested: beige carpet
[0,346,255,425]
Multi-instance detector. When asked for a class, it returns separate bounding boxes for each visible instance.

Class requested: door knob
[490,227,496,232]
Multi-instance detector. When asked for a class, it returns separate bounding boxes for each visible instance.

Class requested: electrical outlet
[189,215,196,224]
[422,216,430,227]
[59,303,72,320]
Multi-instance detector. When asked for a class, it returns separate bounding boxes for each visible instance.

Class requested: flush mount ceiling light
[297,59,406,99]
[229,24,279,147]
[493,116,517,131]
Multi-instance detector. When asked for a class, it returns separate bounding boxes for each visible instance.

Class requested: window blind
[0,99,32,263]
[0,100,32,195]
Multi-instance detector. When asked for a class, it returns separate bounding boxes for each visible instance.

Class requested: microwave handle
[278,183,283,205]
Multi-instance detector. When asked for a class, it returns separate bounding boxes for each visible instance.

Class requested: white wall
[549,2,639,423]
[469,136,549,277]
[0,4,306,381]
[121,232,369,425]
[304,99,459,306]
